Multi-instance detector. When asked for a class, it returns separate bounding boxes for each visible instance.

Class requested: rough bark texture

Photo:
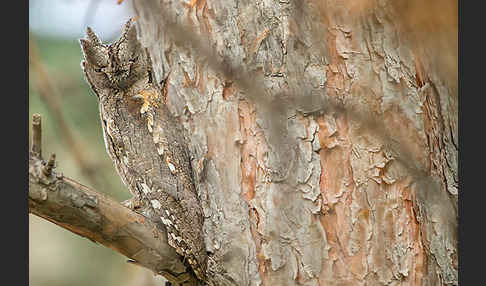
[129,0,457,285]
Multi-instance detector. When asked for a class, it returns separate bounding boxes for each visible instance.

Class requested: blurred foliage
[29,34,159,286]
[29,34,128,200]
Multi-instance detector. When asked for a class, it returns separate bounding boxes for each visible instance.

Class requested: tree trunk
[132,0,457,285]
[30,0,458,285]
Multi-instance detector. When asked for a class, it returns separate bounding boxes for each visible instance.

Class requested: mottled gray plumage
[80,19,207,282]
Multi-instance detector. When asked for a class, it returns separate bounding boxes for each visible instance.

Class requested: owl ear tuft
[125,22,138,47]
[117,19,141,62]
[120,18,133,40]
[86,26,102,46]
[80,38,109,67]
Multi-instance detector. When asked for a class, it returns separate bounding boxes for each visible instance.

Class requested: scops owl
[80,19,207,281]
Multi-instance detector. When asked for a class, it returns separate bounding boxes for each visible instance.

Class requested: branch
[31,113,42,158]
[28,114,199,286]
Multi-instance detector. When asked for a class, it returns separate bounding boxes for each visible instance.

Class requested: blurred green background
[29,1,165,285]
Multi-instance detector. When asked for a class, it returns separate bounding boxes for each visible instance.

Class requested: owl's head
[80,19,148,93]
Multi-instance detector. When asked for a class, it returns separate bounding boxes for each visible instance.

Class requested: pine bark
[132,0,457,285]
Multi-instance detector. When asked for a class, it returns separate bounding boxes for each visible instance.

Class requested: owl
[80,19,207,282]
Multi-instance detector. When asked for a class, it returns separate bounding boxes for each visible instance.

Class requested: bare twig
[28,114,198,286]
[31,113,42,158]
[42,153,56,176]
[29,34,100,187]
